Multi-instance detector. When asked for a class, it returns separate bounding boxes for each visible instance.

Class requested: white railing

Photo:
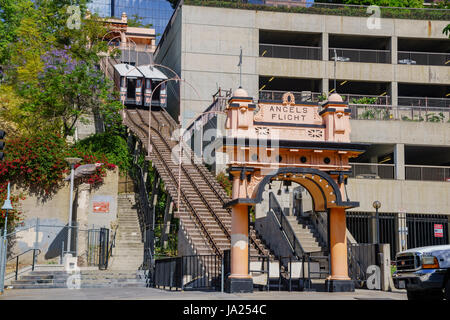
[349,104,450,123]
[405,165,450,182]
[350,163,450,182]
[349,163,395,180]
[260,43,322,60]
[330,47,391,64]
[398,51,450,66]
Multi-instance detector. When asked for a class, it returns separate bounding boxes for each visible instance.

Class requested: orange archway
[219,88,368,293]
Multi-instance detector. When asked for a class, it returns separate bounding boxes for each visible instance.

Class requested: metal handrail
[349,162,395,167]
[150,108,270,257]
[398,50,450,56]
[7,248,42,281]
[405,164,450,170]
[126,110,222,256]
[330,47,390,53]
[269,192,305,258]
[146,111,230,249]
[107,228,117,260]
[260,43,321,50]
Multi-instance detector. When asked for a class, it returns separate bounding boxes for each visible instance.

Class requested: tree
[444,24,450,38]
[166,0,179,9]
[1,0,123,137]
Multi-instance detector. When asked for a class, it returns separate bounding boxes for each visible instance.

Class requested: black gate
[347,212,397,260]
[347,243,377,289]
[405,214,449,249]
[154,254,222,291]
[87,228,110,269]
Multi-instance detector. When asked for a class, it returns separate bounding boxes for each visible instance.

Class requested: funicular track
[122,107,272,262]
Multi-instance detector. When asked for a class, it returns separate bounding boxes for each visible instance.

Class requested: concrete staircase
[9,269,146,289]
[108,193,144,271]
[285,216,326,253]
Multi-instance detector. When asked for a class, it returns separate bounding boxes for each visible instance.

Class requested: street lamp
[373,200,381,244]
[0,182,13,294]
[65,157,81,257]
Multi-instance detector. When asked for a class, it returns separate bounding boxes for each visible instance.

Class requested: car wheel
[406,290,423,300]
[445,278,450,301]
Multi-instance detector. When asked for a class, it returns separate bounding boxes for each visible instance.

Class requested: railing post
[32,249,36,271]
[180,256,184,291]
[221,254,224,293]
[15,256,19,280]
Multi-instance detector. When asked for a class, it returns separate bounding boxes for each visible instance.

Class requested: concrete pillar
[322,32,329,61]
[379,243,391,291]
[391,81,398,111]
[322,33,329,96]
[397,211,407,252]
[390,36,397,66]
[322,79,329,96]
[394,143,405,180]
[326,207,355,292]
[76,183,91,266]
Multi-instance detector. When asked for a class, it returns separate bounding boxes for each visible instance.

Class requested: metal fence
[258,90,391,105]
[405,165,450,182]
[348,104,450,123]
[86,228,110,269]
[349,163,395,180]
[398,51,450,66]
[398,96,450,108]
[330,47,391,64]
[260,43,322,60]
[347,212,450,260]
[346,212,397,260]
[347,243,378,288]
[404,214,449,250]
[153,254,223,291]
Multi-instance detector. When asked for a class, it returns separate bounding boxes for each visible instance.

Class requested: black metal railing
[98,228,110,270]
[347,243,378,288]
[346,212,397,259]
[7,248,41,281]
[153,254,223,291]
[269,192,305,258]
[404,214,449,249]
[87,228,110,269]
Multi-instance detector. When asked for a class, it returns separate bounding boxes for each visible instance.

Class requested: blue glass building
[88,0,174,42]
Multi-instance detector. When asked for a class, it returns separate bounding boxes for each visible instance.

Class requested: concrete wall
[9,169,119,264]
[347,178,450,215]
[156,5,450,127]
[350,120,450,147]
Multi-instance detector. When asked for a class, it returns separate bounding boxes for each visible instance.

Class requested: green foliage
[317,93,328,102]
[72,133,132,173]
[216,172,232,197]
[0,132,118,199]
[127,14,153,28]
[444,24,450,38]
[342,0,423,8]
[1,0,123,138]
[182,0,450,20]
[351,97,377,104]
[359,107,391,120]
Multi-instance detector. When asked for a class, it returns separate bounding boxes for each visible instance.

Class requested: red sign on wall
[434,224,443,238]
[93,202,110,213]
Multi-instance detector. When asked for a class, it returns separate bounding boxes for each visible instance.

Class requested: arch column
[226,170,253,293]
[326,207,355,292]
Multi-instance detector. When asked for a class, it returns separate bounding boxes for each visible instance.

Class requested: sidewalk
[0,287,407,300]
